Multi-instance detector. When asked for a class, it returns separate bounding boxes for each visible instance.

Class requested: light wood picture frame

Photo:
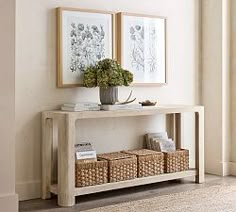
[117,12,167,86]
[57,7,116,88]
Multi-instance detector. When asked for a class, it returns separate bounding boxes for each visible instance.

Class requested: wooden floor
[20,175,236,212]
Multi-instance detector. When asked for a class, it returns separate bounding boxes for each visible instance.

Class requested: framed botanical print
[117,13,167,85]
[57,8,115,87]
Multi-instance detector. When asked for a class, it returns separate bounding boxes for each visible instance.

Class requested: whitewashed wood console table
[41,105,204,207]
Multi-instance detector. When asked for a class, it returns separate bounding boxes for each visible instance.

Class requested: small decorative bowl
[139,100,157,106]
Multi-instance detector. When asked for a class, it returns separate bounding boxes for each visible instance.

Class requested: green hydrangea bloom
[83,59,133,88]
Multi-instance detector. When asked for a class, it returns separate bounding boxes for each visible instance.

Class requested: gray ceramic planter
[99,86,118,105]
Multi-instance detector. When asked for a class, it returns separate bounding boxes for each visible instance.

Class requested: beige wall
[231,1,236,163]
[0,0,18,211]
[201,0,232,176]
[222,0,231,175]
[15,0,199,200]
[202,0,223,175]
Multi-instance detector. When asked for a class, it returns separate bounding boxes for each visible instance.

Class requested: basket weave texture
[122,149,164,178]
[98,152,137,183]
[163,149,189,173]
[75,160,108,187]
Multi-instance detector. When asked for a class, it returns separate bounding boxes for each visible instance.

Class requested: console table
[41,105,204,207]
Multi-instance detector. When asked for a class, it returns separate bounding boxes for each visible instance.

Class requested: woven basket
[75,160,108,187]
[122,149,164,178]
[163,149,189,173]
[98,152,137,183]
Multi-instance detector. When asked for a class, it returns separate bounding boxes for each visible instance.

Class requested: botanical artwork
[70,23,106,73]
[58,8,113,87]
[120,14,166,84]
[129,24,157,73]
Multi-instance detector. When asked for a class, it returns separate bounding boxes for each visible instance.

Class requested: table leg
[166,114,176,142]
[58,115,75,207]
[195,110,205,183]
[175,113,184,149]
[41,115,53,199]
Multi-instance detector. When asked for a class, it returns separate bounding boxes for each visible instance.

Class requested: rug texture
[83,184,236,212]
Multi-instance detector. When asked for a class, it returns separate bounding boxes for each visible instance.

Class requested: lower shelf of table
[50,169,197,197]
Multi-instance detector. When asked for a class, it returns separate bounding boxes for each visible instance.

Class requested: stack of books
[100,103,142,111]
[75,142,97,162]
[61,102,100,112]
[145,132,176,152]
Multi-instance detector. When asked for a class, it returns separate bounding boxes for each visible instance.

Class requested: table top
[42,105,204,120]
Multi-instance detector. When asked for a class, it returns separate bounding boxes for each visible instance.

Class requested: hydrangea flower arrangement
[83,59,133,88]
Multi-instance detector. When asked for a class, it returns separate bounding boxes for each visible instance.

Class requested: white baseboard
[205,161,231,176]
[205,161,223,176]
[16,181,41,201]
[212,162,236,176]
[222,162,231,176]
[16,163,236,201]
[229,162,236,176]
[0,193,18,212]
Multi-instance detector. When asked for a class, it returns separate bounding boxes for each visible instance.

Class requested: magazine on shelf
[145,132,168,149]
[151,138,176,152]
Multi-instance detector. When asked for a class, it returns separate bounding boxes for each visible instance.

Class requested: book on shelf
[75,142,93,152]
[75,142,97,161]
[63,102,99,107]
[101,104,142,111]
[61,105,100,112]
[76,150,97,160]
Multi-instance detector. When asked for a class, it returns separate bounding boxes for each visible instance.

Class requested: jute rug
[83,184,236,212]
